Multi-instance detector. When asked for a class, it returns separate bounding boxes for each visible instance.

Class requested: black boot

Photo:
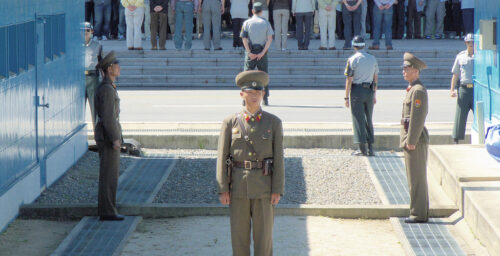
[352,144,367,156]
[453,138,459,144]
[367,143,375,156]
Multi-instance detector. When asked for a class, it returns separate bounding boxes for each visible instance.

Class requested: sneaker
[101,35,108,41]
[118,34,125,40]
[328,47,336,50]
[93,36,99,41]
[435,34,442,39]
[425,35,432,39]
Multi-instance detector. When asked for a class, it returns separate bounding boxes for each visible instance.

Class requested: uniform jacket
[400,79,429,148]
[216,110,285,199]
[94,77,122,142]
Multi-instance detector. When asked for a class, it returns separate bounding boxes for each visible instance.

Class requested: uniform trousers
[244,52,269,100]
[202,0,222,49]
[404,141,429,221]
[97,140,120,216]
[350,85,375,144]
[424,0,445,36]
[125,7,145,48]
[273,9,290,49]
[85,74,99,128]
[230,197,274,256]
[452,86,474,140]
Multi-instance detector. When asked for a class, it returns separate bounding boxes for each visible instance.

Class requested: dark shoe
[368,45,380,50]
[415,35,422,39]
[204,48,210,51]
[404,216,428,223]
[135,47,143,50]
[263,98,269,106]
[342,46,351,50]
[128,47,134,50]
[367,144,375,156]
[151,46,158,50]
[386,45,393,50]
[159,47,166,50]
[214,47,223,51]
[435,34,442,39]
[319,46,327,50]
[328,47,336,50]
[454,138,459,144]
[100,214,125,221]
[405,35,414,39]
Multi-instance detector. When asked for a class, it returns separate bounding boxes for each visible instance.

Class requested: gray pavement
[86,89,473,124]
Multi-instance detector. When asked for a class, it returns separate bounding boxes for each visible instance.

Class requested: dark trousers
[452,86,474,140]
[366,0,374,38]
[244,52,269,100]
[336,10,344,39]
[392,0,405,39]
[151,12,168,48]
[462,8,474,35]
[110,0,120,37]
[85,1,95,24]
[295,12,313,49]
[445,2,462,36]
[94,2,112,37]
[232,18,245,47]
[407,0,422,38]
[97,140,120,217]
[350,85,374,144]
[342,4,361,47]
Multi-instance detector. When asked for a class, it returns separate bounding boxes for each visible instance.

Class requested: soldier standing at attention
[241,2,274,106]
[344,35,379,156]
[94,51,124,221]
[83,21,103,130]
[450,33,475,144]
[400,52,429,224]
[216,70,285,256]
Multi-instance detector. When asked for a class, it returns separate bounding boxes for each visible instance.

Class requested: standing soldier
[344,35,379,156]
[216,70,285,256]
[94,51,125,221]
[241,2,274,105]
[83,22,103,130]
[450,33,475,144]
[400,52,429,223]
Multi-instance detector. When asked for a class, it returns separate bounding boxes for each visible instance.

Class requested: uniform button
[250,141,253,144]
[248,152,252,156]
[251,118,255,122]
[250,128,254,132]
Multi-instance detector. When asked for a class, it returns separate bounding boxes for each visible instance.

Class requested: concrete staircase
[115,49,459,89]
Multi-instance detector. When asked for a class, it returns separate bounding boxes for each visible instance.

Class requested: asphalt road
[86,89,473,124]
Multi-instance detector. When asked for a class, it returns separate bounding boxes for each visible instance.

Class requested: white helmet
[464,33,474,42]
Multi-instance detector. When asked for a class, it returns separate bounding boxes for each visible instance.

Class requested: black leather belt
[234,160,263,170]
[460,83,474,88]
[85,70,98,76]
[352,82,372,88]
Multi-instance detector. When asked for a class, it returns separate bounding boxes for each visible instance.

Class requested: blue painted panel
[0,0,85,192]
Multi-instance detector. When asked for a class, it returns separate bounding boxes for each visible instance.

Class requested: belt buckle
[84,70,89,75]
[244,161,252,170]
[467,83,473,88]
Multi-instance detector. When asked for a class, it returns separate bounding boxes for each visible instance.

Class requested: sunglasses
[85,29,92,32]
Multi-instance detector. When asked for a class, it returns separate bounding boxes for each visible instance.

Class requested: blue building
[473,1,500,141]
[0,1,86,231]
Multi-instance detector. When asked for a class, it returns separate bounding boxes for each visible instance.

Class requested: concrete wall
[0,0,86,232]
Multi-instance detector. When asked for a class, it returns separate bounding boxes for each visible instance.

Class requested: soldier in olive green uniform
[94,51,124,221]
[344,35,379,156]
[400,52,429,223]
[450,33,475,144]
[216,70,285,256]
[241,2,274,105]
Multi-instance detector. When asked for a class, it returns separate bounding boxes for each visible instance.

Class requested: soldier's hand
[450,91,457,97]
[373,95,377,104]
[344,99,349,108]
[271,193,281,205]
[219,192,230,205]
[406,144,416,151]
[113,140,121,151]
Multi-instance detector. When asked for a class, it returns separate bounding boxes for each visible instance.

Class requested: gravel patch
[35,151,138,205]
[153,148,382,205]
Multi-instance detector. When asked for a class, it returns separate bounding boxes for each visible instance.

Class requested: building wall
[0,0,86,231]
[473,1,500,141]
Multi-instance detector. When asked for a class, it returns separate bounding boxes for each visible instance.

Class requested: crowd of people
[86,0,473,50]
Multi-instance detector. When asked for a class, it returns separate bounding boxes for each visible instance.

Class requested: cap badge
[252,82,257,87]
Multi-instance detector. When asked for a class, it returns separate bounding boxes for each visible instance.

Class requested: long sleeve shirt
[121,0,145,7]
[292,0,315,13]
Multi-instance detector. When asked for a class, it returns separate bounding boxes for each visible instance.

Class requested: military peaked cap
[96,51,119,71]
[235,70,269,91]
[403,52,427,70]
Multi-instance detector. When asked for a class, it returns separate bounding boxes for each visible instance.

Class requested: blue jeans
[94,2,112,37]
[174,1,194,50]
[118,4,126,35]
[342,3,362,48]
[372,5,393,46]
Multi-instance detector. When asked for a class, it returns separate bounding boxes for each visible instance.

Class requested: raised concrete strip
[50,154,176,256]
[51,216,142,256]
[20,203,457,219]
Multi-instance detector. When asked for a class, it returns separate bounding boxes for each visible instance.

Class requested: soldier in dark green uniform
[450,33,475,144]
[400,52,429,223]
[216,70,285,256]
[83,21,103,130]
[94,51,124,221]
[241,2,274,105]
[344,35,379,156]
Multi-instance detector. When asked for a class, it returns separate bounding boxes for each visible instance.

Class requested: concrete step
[428,145,500,256]
[120,65,450,76]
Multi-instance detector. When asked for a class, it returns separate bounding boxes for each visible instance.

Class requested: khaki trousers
[230,197,274,256]
[404,142,429,221]
[151,12,168,48]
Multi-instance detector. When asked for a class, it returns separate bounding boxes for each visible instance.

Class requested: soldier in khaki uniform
[216,70,285,256]
[94,51,125,221]
[400,52,429,223]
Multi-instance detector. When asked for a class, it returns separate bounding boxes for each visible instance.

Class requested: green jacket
[400,79,429,148]
[94,77,122,142]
